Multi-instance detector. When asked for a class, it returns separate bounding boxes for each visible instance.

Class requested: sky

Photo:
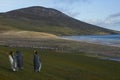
[0,0,120,31]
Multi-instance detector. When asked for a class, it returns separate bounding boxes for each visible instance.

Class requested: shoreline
[0,37,120,58]
[60,36,120,48]
[100,57,120,62]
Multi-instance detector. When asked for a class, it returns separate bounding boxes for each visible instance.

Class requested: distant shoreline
[1,35,120,58]
[100,57,120,62]
[61,35,120,48]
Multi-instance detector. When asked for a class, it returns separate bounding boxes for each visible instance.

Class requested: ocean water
[62,34,120,62]
[101,57,120,62]
[62,34,120,47]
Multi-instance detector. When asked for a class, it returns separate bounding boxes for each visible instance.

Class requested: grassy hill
[0,46,120,80]
[0,6,120,80]
[0,6,119,36]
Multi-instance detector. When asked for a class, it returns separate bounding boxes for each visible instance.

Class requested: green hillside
[0,6,119,35]
[0,46,120,80]
[0,15,76,35]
